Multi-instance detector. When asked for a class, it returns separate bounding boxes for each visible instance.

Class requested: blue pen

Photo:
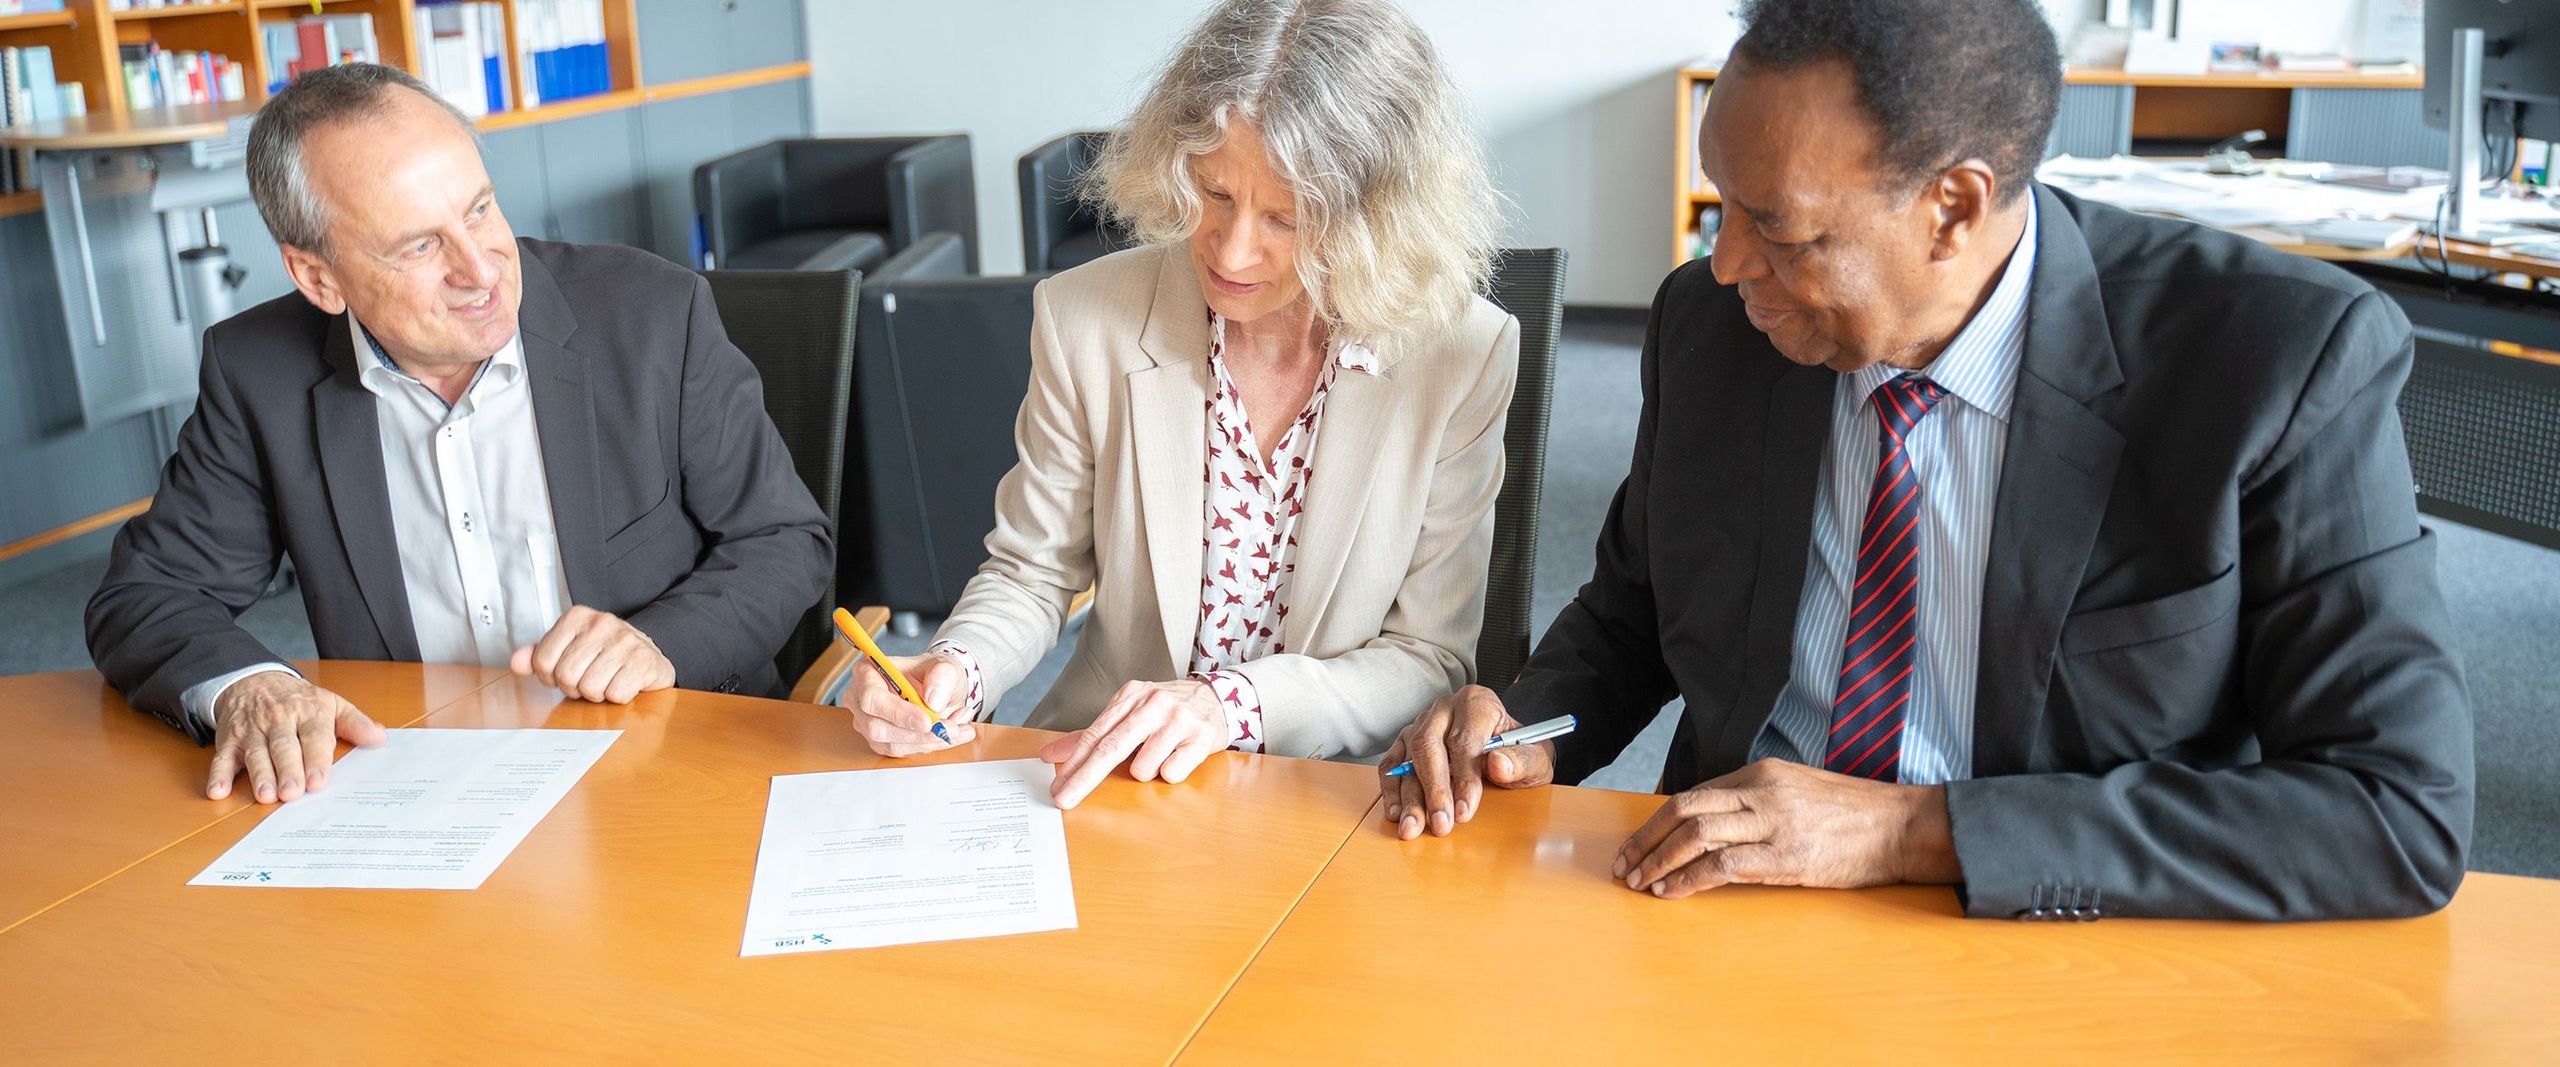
[1384,714,1576,777]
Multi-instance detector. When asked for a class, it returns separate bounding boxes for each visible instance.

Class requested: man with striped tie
[1379,0,2472,922]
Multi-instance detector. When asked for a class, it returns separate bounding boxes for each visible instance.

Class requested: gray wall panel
[640,0,802,82]
[637,0,729,83]
[539,111,647,247]
[727,79,810,159]
[2291,88,2449,169]
[2049,83,2133,159]
[730,0,806,69]
[481,125,553,240]
[637,93,738,265]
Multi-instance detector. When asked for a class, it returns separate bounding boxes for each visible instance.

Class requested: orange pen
[830,607,952,743]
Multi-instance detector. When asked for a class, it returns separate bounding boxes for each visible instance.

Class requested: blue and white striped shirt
[1751,199,2039,786]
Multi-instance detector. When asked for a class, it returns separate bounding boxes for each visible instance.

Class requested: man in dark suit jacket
[87,64,831,806]
[1381,0,2472,921]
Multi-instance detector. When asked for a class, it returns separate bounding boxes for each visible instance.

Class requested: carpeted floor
[11,315,2554,878]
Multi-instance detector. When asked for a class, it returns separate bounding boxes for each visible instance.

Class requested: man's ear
[1925,160,2000,263]
[280,243,347,316]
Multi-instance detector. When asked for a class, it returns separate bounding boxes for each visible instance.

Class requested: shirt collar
[352,315,524,400]
[1209,312,1382,377]
[1848,194,2038,423]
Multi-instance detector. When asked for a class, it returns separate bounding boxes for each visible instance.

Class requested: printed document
[741,759,1077,956]
[190,729,620,890]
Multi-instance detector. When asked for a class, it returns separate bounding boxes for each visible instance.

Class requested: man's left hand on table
[1613,758,1962,898]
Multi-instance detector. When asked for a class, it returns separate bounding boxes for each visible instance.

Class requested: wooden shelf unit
[0,8,78,31]
[1672,66,1719,265]
[0,0,635,145]
[111,2,246,22]
[1,1,805,220]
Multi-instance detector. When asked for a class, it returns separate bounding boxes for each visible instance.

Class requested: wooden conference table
[2,664,2554,1063]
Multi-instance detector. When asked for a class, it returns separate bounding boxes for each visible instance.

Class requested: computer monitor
[2424,0,2560,141]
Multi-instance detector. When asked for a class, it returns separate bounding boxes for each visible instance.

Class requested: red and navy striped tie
[1826,375,1946,782]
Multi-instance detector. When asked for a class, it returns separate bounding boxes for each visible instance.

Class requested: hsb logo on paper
[773,933,832,949]
[218,871,272,882]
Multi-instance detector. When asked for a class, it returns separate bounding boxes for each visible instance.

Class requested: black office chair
[700,267,861,683]
[850,237,1046,616]
[1018,131,1133,272]
[695,135,979,273]
[1476,248,1568,693]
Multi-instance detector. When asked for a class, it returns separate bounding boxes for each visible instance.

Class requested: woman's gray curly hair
[1085,0,1502,343]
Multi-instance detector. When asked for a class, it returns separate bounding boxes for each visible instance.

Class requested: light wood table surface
[0,663,506,932]
[0,672,1382,1064]
[1182,783,2560,1064]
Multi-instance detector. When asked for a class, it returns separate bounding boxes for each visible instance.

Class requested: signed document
[189,729,620,890]
[740,759,1077,956]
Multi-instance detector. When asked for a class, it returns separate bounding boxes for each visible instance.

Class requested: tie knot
[1872,375,1947,437]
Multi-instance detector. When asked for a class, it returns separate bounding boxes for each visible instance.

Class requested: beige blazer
[935,244,1519,759]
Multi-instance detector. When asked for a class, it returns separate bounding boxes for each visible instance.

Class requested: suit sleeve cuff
[181,662,301,733]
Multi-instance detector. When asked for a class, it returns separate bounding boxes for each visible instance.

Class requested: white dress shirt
[182,317,570,727]
[1751,198,2039,785]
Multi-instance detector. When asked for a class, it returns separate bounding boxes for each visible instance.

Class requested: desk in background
[2,664,2554,1062]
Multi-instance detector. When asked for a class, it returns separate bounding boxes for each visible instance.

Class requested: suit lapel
[1281,367,1394,647]
[1973,187,2127,775]
[1131,250,1212,675]
[515,248,603,607]
[1718,358,1834,768]
[309,313,420,660]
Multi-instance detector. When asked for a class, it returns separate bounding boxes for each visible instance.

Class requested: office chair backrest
[701,267,861,683]
[1019,131,1124,272]
[853,259,1044,614]
[1477,248,1568,693]
[694,143,789,266]
[777,138,905,232]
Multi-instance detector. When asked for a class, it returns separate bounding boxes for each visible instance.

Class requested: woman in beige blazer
[845,0,1517,808]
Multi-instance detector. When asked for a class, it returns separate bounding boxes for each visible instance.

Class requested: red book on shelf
[297,22,327,76]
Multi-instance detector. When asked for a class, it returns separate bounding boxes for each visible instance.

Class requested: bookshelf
[0,0,794,218]
[1672,66,1718,265]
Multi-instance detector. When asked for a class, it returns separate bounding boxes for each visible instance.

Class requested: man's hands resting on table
[1379,685,1962,894]
[207,672,385,803]
[509,606,677,704]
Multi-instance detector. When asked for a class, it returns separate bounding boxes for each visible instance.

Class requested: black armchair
[1018,131,1133,272]
[695,135,979,273]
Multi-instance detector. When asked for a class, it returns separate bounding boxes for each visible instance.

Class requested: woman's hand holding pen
[1378,685,1556,840]
[841,653,975,757]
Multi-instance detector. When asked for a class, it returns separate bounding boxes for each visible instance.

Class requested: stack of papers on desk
[740,759,1078,956]
[190,729,620,891]
[2041,155,2560,237]
[2277,218,2420,249]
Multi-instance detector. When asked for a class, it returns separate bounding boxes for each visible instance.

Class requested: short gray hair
[1087,0,1502,343]
[246,63,479,256]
